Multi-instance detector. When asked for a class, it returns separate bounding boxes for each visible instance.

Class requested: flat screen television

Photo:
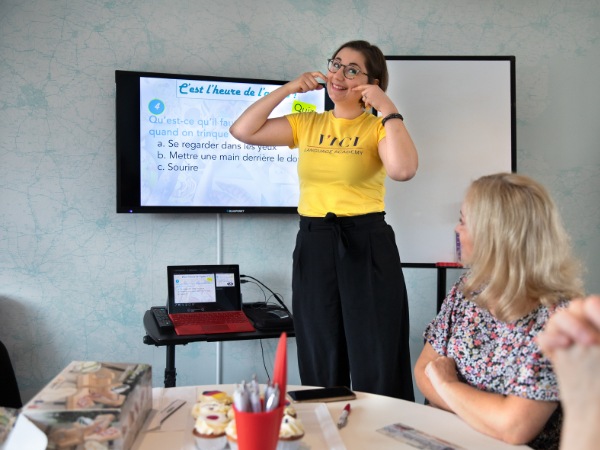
[115,70,332,213]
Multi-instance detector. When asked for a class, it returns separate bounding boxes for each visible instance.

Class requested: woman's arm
[229,72,327,147]
[552,345,600,450]
[421,347,558,445]
[537,295,600,356]
[352,84,418,181]
[414,343,452,410]
[537,295,600,450]
[377,118,419,181]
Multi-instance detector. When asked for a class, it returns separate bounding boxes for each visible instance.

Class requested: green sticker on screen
[292,100,317,113]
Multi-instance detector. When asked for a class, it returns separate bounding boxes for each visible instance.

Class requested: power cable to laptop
[240,274,292,315]
[240,274,292,382]
[239,278,269,304]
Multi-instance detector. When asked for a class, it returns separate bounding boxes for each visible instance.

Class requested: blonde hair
[460,173,584,322]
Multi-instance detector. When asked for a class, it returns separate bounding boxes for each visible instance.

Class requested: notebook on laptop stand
[167,264,255,336]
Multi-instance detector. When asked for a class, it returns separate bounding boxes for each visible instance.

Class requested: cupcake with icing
[192,412,229,450]
[199,390,233,405]
[277,414,305,450]
[190,401,231,419]
[224,419,238,450]
[282,402,297,418]
[227,405,236,421]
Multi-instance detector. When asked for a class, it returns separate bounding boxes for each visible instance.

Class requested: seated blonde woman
[414,173,584,450]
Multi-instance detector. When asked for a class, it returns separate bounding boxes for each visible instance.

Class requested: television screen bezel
[115,69,333,214]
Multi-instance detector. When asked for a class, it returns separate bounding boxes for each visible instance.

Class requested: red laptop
[167,264,255,335]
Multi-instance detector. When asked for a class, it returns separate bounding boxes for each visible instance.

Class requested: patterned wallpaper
[1,0,599,403]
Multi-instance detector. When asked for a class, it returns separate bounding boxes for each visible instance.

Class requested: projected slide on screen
[139,77,324,209]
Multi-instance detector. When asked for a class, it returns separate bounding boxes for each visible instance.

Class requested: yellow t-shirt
[286,110,386,217]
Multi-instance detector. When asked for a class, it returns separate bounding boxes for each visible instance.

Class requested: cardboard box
[22,361,152,449]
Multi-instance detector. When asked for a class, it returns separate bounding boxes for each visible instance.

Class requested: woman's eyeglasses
[327,59,369,79]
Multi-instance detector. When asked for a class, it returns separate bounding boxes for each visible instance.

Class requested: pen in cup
[233,378,280,413]
[250,377,262,413]
[337,403,351,429]
[264,383,280,412]
[234,381,251,412]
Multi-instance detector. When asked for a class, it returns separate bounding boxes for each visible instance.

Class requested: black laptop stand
[142,309,294,387]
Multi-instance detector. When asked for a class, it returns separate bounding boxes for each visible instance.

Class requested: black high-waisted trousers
[292,212,415,401]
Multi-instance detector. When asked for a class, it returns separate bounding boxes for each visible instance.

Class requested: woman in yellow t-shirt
[230,40,418,400]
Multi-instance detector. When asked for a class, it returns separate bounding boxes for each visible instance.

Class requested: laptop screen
[167,264,242,313]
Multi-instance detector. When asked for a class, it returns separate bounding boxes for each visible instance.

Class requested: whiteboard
[383,57,515,264]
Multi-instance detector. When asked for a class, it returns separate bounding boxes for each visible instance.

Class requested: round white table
[132,384,531,450]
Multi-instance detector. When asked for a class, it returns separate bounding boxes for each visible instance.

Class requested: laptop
[167,264,255,335]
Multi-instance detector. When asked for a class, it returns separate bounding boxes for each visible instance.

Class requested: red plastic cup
[234,404,284,450]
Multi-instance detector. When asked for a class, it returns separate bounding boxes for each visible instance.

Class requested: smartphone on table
[286,386,356,403]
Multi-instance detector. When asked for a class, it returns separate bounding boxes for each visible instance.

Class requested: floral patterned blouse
[423,274,564,450]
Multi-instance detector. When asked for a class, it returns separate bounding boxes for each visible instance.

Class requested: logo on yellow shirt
[318,134,360,147]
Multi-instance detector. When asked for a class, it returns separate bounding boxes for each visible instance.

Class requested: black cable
[240,274,290,381]
[259,339,271,381]
[240,274,292,315]
[240,279,269,304]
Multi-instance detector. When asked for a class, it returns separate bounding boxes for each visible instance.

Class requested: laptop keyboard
[170,311,249,325]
